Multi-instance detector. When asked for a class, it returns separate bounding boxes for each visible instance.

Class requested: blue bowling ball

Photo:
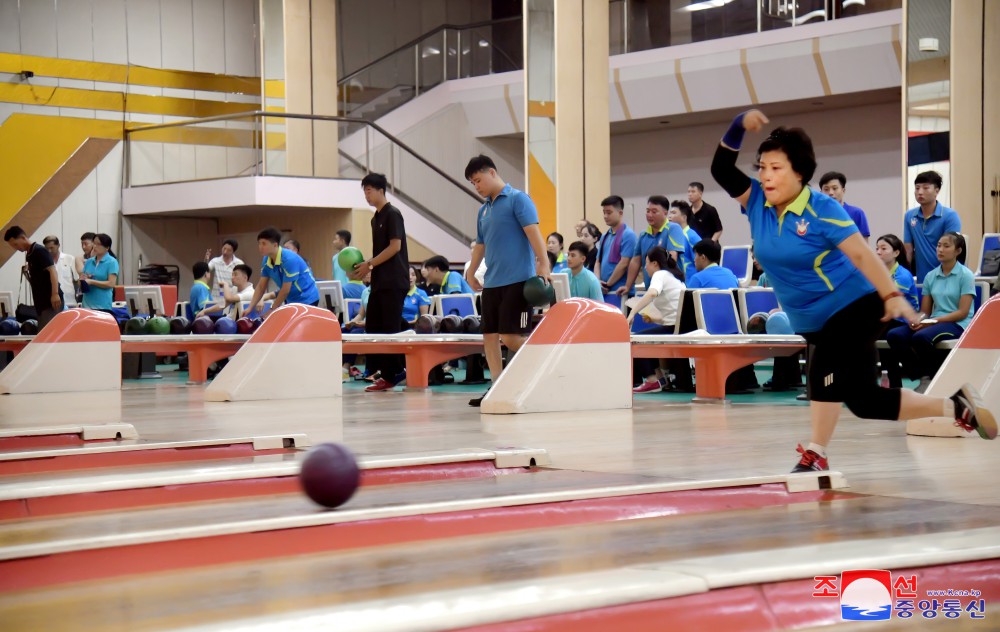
[213,316,238,335]
[0,318,20,335]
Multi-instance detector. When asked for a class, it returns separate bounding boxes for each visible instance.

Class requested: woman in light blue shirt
[81,233,119,310]
[875,234,919,388]
[887,232,976,391]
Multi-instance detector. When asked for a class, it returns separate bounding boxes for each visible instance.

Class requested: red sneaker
[633,381,661,394]
[791,444,829,473]
[365,378,395,392]
[952,384,997,440]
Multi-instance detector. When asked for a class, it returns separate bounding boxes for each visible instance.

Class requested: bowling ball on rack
[145,316,171,335]
[299,443,361,509]
[439,314,463,334]
[169,316,191,335]
[414,314,439,334]
[191,316,215,335]
[214,316,238,335]
[124,317,147,335]
[462,315,481,334]
[0,318,20,335]
[236,317,256,334]
[337,247,365,272]
[19,320,39,335]
[523,276,552,307]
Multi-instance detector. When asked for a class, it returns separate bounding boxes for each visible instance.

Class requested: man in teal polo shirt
[903,170,961,283]
[244,227,319,318]
[617,195,684,296]
[566,241,603,300]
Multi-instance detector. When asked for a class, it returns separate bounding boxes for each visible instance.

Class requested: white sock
[943,399,956,419]
[807,442,827,458]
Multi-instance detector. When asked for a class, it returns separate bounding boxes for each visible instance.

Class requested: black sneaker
[791,444,829,473]
[952,384,997,440]
[469,390,489,407]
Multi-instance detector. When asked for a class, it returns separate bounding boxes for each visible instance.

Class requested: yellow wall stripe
[265,80,286,99]
[613,68,632,120]
[674,59,692,113]
[811,39,832,97]
[0,53,260,95]
[0,114,123,229]
[0,83,257,118]
[739,49,759,105]
[527,100,556,119]
[528,152,557,237]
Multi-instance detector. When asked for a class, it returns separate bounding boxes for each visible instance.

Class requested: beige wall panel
[311,0,339,177]
[821,28,900,93]
[949,0,984,250]
[582,0,610,222]
[123,217,219,294]
[681,51,752,111]
[746,40,823,102]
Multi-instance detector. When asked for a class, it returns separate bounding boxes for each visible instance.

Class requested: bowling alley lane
[3,494,999,631]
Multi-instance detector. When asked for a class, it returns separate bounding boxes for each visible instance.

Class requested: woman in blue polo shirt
[81,233,119,310]
[886,232,976,393]
[402,266,432,324]
[874,233,919,388]
[710,109,995,473]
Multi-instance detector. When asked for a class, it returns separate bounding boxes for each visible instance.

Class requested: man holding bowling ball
[350,173,409,393]
[463,155,550,407]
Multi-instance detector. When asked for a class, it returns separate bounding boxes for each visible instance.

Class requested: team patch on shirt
[796,219,810,236]
[910,217,918,227]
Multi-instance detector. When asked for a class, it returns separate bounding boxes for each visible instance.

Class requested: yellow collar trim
[765,186,810,217]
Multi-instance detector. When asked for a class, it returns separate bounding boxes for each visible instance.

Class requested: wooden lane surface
[2,495,998,631]
[0,473,847,591]
[0,435,308,476]
[0,447,548,520]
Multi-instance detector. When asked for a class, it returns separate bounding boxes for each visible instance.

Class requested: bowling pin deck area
[2,383,1000,631]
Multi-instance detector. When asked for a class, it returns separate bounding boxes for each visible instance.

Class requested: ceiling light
[421,46,441,59]
[918,37,939,52]
[679,0,734,12]
[842,0,866,7]
[478,39,490,48]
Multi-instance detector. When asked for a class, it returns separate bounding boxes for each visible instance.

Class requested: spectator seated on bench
[886,232,975,393]
[874,234,919,388]
[628,247,686,393]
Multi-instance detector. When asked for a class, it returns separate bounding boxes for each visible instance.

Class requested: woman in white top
[628,246,686,393]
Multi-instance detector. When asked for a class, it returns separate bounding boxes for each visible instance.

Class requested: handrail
[338,15,521,86]
[338,148,473,244]
[124,111,484,205]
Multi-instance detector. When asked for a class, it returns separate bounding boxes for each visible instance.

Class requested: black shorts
[802,292,882,402]
[481,281,532,335]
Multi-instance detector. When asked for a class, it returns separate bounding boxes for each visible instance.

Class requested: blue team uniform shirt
[569,267,604,300]
[402,287,431,322]
[903,202,962,283]
[672,224,702,281]
[441,270,473,295]
[632,222,683,288]
[260,246,319,305]
[687,263,739,290]
[188,280,212,319]
[889,262,919,312]
[923,263,976,330]
[331,256,350,286]
[476,184,540,288]
[598,224,637,293]
[552,253,568,274]
[342,280,366,299]
[81,254,119,310]
[843,203,870,238]
[742,180,874,333]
